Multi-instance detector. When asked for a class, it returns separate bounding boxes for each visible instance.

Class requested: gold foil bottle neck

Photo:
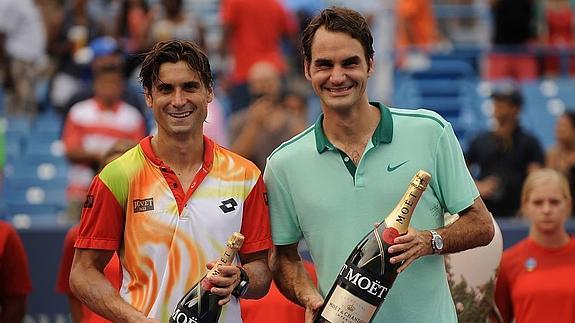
[384,170,431,235]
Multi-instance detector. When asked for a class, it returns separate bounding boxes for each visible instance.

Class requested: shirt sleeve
[56,226,79,294]
[61,110,83,153]
[263,161,303,245]
[0,223,32,296]
[220,0,236,25]
[433,123,480,214]
[494,254,514,323]
[240,175,272,253]
[75,176,125,250]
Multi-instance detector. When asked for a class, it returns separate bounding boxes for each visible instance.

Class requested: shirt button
[172,183,177,188]
[344,157,350,162]
[161,167,167,172]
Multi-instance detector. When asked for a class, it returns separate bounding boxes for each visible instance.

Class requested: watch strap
[232,266,249,298]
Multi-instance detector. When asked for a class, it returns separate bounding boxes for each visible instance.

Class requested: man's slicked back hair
[139,40,213,93]
[301,7,374,66]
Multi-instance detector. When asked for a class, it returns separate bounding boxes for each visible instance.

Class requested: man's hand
[387,227,433,273]
[302,292,324,323]
[205,262,242,306]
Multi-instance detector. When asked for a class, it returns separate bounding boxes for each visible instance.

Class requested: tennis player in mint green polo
[263,7,495,323]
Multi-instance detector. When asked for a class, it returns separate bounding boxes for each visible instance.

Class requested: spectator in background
[0,0,47,117]
[538,0,575,76]
[150,0,205,49]
[203,97,229,147]
[0,220,32,323]
[114,0,153,75]
[467,83,544,217]
[49,0,104,113]
[546,110,575,212]
[62,37,150,127]
[219,0,298,114]
[61,64,147,221]
[486,0,537,81]
[395,0,447,69]
[495,168,575,323]
[56,140,135,323]
[229,61,307,170]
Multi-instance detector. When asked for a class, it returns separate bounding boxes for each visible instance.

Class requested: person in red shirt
[0,220,33,322]
[219,0,297,113]
[56,225,122,323]
[56,140,135,323]
[495,168,575,322]
[240,250,316,323]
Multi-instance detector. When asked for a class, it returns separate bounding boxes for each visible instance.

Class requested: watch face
[434,235,443,250]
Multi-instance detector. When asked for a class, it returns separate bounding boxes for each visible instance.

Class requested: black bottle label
[320,262,390,323]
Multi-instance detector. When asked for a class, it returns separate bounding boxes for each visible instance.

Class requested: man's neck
[152,132,204,172]
[322,102,380,158]
[495,120,517,139]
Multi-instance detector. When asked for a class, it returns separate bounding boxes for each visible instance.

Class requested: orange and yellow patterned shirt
[75,136,272,322]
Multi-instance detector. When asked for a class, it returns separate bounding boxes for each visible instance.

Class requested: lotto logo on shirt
[133,198,154,213]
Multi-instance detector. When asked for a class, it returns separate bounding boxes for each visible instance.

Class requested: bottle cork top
[227,232,245,249]
[411,170,431,190]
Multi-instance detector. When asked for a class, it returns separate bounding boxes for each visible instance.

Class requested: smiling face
[305,27,373,113]
[145,61,213,139]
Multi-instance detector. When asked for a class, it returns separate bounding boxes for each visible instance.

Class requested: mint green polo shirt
[264,102,479,322]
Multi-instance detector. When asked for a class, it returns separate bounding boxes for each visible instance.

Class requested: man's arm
[207,249,272,306]
[273,243,323,321]
[70,249,158,323]
[389,197,495,273]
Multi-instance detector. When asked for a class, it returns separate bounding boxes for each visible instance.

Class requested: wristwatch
[430,230,444,254]
[232,266,250,298]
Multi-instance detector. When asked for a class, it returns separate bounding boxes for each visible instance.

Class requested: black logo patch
[219,198,238,213]
[84,195,94,209]
[263,192,268,206]
[133,198,154,213]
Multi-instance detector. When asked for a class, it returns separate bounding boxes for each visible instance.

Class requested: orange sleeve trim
[75,237,121,251]
[240,238,273,254]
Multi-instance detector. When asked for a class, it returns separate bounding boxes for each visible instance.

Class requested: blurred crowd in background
[1,0,574,221]
[0,0,575,321]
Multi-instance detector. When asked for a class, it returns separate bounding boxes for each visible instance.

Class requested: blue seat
[6,213,68,229]
[6,116,31,136]
[24,137,65,158]
[4,186,67,205]
[410,60,474,80]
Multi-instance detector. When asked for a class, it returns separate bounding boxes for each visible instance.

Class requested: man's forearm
[242,258,272,299]
[70,266,146,323]
[273,244,320,306]
[438,197,495,254]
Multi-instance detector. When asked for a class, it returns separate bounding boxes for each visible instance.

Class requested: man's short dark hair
[139,40,213,93]
[301,7,374,67]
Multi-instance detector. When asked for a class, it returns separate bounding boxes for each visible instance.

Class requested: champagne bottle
[314,170,431,323]
[170,232,244,323]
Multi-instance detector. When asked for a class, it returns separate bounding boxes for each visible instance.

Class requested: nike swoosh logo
[387,160,409,172]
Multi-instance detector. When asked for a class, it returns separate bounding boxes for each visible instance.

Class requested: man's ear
[304,60,311,80]
[207,88,214,103]
[144,90,153,107]
[368,58,375,77]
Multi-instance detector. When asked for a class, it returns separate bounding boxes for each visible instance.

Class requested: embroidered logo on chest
[219,198,238,213]
[133,198,154,213]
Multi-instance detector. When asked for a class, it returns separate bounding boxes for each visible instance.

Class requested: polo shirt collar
[140,135,215,171]
[314,102,393,153]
